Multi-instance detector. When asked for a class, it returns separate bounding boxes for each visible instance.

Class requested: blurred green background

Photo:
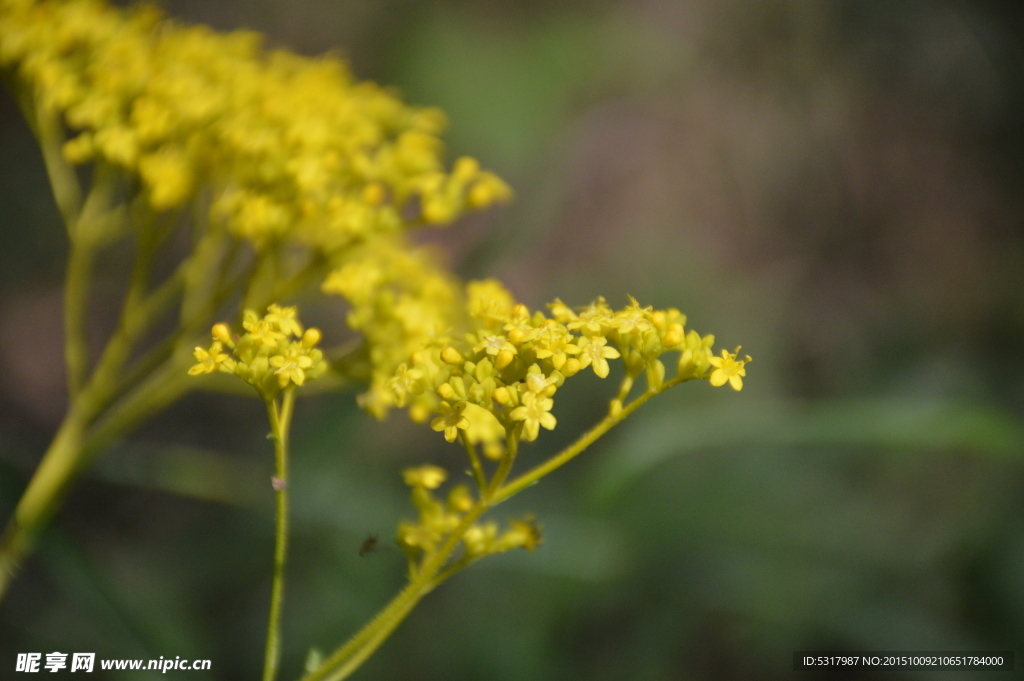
[3,0,1024,679]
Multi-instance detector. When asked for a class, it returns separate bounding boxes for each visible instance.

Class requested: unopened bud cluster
[396,465,540,564]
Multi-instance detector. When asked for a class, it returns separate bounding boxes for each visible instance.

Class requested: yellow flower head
[402,465,448,490]
[388,364,424,408]
[708,347,751,391]
[189,341,229,375]
[577,336,620,379]
[430,401,470,443]
[189,305,326,396]
[510,392,556,442]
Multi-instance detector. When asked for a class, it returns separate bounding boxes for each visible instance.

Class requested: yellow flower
[610,297,653,338]
[397,521,442,553]
[708,347,751,391]
[577,337,620,379]
[269,347,314,388]
[265,304,303,337]
[466,279,514,329]
[531,321,579,370]
[189,341,228,375]
[510,392,556,442]
[389,363,424,407]
[678,330,715,378]
[138,148,192,210]
[568,297,614,336]
[473,333,516,358]
[242,309,286,347]
[402,464,448,489]
[430,401,470,443]
[524,366,558,395]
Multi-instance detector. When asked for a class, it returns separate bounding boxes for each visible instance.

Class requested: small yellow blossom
[189,306,326,396]
[678,330,715,378]
[474,333,516,358]
[568,297,614,336]
[532,322,579,369]
[242,309,286,347]
[189,341,228,375]
[388,364,424,408]
[269,347,314,388]
[510,392,556,442]
[708,347,751,391]
[402,465,448,489]
[577,336,621,379]
[265,304,303,338]
[430,401,470,442]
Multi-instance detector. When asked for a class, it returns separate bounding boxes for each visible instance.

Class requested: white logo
[44,653,67,673]
[16,653,41,673]
[70,653,95,673]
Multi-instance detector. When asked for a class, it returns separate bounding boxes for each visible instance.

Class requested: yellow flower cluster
[1,0,516,415]
[396,465,540,563]
[189,305,327,398]
[385,280,750,452]
[321,236,462,418]
[0,0,511,248]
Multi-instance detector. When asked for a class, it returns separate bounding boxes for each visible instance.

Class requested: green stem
[263,388,295,681]
[81,225,161,406]
[485,424,521,499]
[0,409,86,599]
[64,241,94,397]
[460,432,487,492]
[81,360,193,466]
[0,360,195,602]
[493,376,690,504]
[303,377,695,681]
[34,109,82,230]
[301,503,488,681]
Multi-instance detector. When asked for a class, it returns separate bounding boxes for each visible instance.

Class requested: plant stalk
[263,388,295,681]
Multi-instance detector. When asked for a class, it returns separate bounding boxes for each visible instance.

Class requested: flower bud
[437,383,457,401]
[448,485,474,513]
[662,323,684,348]
[562,358,581,377]
[301,327,322,348]
[453,156,480,180]
[212,323,234,346]
[495,348,515,370]
[624,350,645,376]
[645,359,666,391]
[409,402,430,423]
[441,347,463,365]
[492,387,511,405]
[403,465,447,489]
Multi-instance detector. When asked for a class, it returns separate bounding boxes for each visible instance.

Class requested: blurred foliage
[4,0,1024,679]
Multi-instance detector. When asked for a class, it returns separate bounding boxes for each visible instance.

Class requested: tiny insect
[358,535,379,557]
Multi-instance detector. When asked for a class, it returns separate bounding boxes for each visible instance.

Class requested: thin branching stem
[302,376,698,681]
[263,388,295,681]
